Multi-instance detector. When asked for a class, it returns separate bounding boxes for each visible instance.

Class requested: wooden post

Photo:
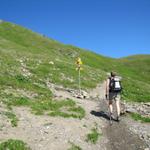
[75,57,83,97]
[78,68,81,95]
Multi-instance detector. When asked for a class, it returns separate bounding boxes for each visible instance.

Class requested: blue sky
[0,0,150,58]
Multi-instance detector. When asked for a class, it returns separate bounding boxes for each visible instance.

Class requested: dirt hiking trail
[0,82,149,150]
[89,83,148,150]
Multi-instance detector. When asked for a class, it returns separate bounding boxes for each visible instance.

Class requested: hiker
[105,71,122,121]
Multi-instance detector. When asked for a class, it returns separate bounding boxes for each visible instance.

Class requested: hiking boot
[110,113,115,120]
[116,116,120,122]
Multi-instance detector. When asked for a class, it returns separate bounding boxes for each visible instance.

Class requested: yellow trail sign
[76,57,83,71]
[76,57,83,65]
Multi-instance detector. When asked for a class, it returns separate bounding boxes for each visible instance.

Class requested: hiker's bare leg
[116,100,120,117]
[109,100,113,114]
[115,94,121,117]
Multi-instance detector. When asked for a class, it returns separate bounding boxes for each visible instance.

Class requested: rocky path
[89,82,149,150]
[47,82,149,150]
[98,97,148,150]
[0,82,149,150]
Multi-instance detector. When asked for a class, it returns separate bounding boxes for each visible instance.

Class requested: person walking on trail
[105,71,122,122]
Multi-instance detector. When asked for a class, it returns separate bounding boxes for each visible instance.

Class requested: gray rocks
[125,102,150,117]
[17,58,32,77]
[129,123,150,148]
[48,61,54,65]
[125,102,150,147]
[72,90,89,99]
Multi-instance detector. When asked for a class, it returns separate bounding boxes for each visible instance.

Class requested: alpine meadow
[0,21,149,103]
[0,21,150,150]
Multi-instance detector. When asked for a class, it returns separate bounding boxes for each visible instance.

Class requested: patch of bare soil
[0,82,149,150]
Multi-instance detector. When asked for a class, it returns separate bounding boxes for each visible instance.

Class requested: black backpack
[109,77,122,92]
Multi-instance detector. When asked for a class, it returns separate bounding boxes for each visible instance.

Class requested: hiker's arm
[105,79,109,97]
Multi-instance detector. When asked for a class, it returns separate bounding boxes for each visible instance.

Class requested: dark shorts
[109,92,120,101]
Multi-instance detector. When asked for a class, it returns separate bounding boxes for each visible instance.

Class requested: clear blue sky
[1,0,150,58]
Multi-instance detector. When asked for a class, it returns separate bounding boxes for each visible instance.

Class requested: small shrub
[0,139,31,150]
[4,111,18,127]
[68,142,82,150]
[86,128,101,144]
[131,113,150,123]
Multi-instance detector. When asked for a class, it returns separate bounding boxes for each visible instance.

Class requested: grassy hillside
[0,21,150,102]
[116,55,150,101]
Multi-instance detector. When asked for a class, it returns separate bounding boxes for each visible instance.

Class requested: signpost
[76,57,83,96]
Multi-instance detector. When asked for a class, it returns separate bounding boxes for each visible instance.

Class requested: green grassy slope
[0,21,150,102]
[116,55,150,101]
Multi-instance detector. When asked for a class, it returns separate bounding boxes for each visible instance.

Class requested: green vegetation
[0,21,150,102]
[115,56,150,102]
[48,105,85,119]
[68,142,82,150]
[131,113,150,123]
[0,21,106,91]
[3,111,18,127]
[31,99,85,119]
[2,95,85,119]
[0,139,31,150]
[86,127,101,144]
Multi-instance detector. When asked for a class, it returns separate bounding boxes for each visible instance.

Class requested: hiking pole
[78,68,81,95]
[106,94,113,125]
[109,113,113,125]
